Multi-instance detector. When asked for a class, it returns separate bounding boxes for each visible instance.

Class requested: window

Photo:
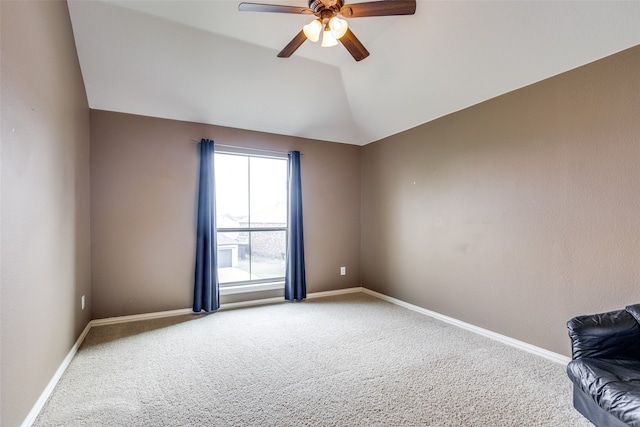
[215,149,288,288]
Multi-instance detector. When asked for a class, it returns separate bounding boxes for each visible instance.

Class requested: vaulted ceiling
[67,1,640,145]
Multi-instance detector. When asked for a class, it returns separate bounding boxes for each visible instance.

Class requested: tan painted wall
[90,111,361,319]
[0,1,91,425]
[361,45,640,357]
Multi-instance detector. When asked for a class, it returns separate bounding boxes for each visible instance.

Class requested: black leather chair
[567,305,640,427]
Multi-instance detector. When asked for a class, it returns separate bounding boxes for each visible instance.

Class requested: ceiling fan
[238,0,416,61]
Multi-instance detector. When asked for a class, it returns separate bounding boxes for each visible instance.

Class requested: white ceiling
[67,0,640,146]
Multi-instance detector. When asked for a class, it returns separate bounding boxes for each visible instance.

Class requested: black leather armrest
[567,309,640,360]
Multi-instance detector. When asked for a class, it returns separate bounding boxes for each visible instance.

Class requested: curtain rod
[189,140,302,156]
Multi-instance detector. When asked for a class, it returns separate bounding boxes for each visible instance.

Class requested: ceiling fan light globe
[329,16,348,39]
[303,19,322,42]
[321,29,339,47]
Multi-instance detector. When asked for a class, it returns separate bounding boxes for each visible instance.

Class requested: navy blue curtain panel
[193,139,220,312]
[285,151,307,301]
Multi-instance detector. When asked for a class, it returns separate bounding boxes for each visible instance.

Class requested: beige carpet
[34,293,590,426]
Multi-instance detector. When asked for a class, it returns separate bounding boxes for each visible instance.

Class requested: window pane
[217,231,251,284]
[215,154,248,228]
[250,157,287,227]
[217,230,286,284]
[250,230,286,280]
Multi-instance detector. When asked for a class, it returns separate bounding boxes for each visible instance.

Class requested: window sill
[219,281,284,296]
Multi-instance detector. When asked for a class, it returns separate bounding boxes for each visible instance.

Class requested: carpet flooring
[34,292,590,426]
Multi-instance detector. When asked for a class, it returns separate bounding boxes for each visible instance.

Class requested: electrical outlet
[340,266,346,276]
[81,295,85,310]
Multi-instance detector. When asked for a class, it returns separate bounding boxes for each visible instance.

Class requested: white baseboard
[306,287,364,299]
[216,287,364,310]
[219,287,364,309]
[90,287,364,326]
[219,296,285,310]
[360,288,571,365]
[91,308,194,326]
[22,285,568,426]
[20,322,92,427]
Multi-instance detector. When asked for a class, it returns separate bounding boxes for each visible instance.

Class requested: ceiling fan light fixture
[321,27,338,47]
[328,16,348,39]
[303,19,322,42]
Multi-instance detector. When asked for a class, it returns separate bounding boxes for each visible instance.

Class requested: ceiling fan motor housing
[309,0,343,15]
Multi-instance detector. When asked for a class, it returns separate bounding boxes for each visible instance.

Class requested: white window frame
[214,146,288,295]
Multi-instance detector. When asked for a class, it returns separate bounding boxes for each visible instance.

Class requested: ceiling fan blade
[277,30,308,58]
[339,28,370,62]
[238,2,314,14]
[340,0,416,18]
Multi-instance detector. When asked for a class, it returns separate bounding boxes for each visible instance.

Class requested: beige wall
[90,111,361,319]
[0,1,91,425]
[361,45,640,357]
